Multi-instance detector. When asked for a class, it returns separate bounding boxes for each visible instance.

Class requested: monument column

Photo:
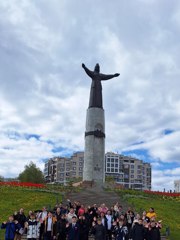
[82,63,119,186]
[83,107,105,184]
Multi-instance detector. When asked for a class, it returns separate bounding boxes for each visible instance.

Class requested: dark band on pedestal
[85,129,105,138]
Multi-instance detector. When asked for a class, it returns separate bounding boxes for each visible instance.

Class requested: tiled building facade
[44,152,84,184]
[44,151,151,190]
[174,180,180,192]
[105,152,151,190]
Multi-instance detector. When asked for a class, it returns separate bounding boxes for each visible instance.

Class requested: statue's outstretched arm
[100,73,120,80]
[82,63,94,78]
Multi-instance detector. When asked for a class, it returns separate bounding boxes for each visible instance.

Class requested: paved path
[66,184,126,208]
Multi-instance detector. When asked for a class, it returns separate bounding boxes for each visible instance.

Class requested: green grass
[0,186,62,239]
[116,189,180,240]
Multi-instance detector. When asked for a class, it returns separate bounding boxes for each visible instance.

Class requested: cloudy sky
[0,0,180,191]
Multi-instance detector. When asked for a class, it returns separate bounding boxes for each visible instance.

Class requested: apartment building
[174,180,180,192]
[44,151,151,190]
[44,152,84,184]
[105,152,151,190]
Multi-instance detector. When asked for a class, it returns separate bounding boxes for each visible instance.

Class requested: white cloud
[0,1,180,190]
[152,169,180,191]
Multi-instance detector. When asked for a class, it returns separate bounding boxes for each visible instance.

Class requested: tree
[18,162,45,183]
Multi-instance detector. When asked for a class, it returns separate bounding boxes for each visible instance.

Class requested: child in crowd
[25,212,40,240]
[91,218,106,240]
[1,215,20,240]
[112,219,128,240]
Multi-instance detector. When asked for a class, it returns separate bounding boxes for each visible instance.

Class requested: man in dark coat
[91,218,106,240]
[56,214,67,240]
[130,219,146,240]
[78,215,89,240]
[14,208,26,240]
[66,216,80,240]
[146,221,161,240]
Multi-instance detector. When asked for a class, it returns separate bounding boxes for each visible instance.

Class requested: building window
[131,165,134,168]
[130,175,134,178]
[73,167,76,170]
[107,163,110,167]
[131,170,134,174]
[72,162,76,165]
[79,167,82,171]
[107,168,110,172]
[66,168,70,171]
[115,164,118,168]
[60,168,64,172]
[79,162,83,166]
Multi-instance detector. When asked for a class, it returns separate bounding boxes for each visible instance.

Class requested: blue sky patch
[163,129,174,135]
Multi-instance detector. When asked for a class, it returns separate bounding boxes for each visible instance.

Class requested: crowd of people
[1,199,162,240]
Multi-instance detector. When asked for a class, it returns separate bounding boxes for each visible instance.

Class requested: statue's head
[94,63,100,73]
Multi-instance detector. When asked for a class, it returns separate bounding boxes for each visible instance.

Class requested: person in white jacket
[25,213,40,240]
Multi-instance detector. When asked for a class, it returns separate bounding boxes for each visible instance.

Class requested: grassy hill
[0,185,62,239]
[115,189,180,240]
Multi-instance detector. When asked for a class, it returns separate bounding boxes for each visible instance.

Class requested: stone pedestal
[83,108,105,185]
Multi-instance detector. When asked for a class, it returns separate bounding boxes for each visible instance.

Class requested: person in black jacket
[130,218,146,240]
[55,207,61,222]
[100,212,108,232]
[146,221,161,240]
[89,204,98,225]
[56,214,67,240]
[112,219,128,240]
[66,216,80,240]
[78,215,89,240]
[91,218,106,240]
[14,208,26,240]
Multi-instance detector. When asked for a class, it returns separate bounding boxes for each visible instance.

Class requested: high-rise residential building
[174,180,180,192]
[44,151,151,190]
[105,152,151,190]
[44,152,84,184]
